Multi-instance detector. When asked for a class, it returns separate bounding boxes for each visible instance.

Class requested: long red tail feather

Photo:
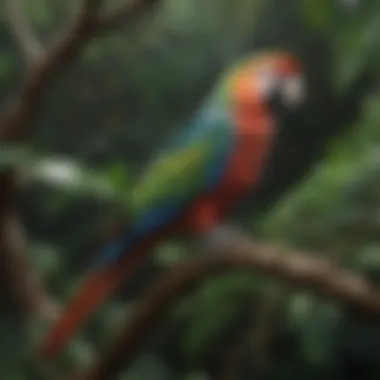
[38,252,143,360]
[39,219,182,361]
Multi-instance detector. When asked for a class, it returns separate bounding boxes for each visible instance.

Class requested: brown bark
[221,209,379,380]
[68,238,380,380]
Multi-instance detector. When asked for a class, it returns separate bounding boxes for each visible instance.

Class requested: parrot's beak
[281,75,305,107]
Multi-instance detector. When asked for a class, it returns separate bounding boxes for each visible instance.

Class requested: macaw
[39,51,305,360]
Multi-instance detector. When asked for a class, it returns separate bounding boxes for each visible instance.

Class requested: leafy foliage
[1,0,380,379]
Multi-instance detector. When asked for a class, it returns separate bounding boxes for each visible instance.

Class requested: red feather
[39,255,139,359]
[38,221,181,360]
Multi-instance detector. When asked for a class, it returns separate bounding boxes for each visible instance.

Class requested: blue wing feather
[91,104,235,269]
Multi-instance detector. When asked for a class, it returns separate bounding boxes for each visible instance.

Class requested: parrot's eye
[280,75,305,107]
[266,73,305,116]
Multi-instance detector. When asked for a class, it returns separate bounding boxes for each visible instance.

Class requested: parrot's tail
[38,250,144,361]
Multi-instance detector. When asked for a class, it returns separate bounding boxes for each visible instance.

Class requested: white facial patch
[255,68,278,98]
[281,75,305,106]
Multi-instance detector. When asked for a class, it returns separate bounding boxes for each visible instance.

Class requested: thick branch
[68,239,380,380]
[240,208,380,378]
[0,0,103,141]
[0,0,161,142]
[6,0,45,65]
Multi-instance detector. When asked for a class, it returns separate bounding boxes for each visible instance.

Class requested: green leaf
[287,294,342,367]
[182,273,260,363]
[300,0,334,30]
[0,145,34,170]
[106,163,133,191]
[155,242,189,266]
[31,157,123,201]
[333,3,380,91]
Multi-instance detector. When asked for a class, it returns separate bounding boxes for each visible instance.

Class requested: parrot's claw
[201,224,245,255]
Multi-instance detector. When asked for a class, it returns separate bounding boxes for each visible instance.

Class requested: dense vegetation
[0,0,379,379]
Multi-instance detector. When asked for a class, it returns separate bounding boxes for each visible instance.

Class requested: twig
[0,0,161,142]
[5,0,45,66]
[0,0,103,141]
[67,238,380,380]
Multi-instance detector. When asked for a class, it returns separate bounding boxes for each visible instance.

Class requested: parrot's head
[230,51,305,133]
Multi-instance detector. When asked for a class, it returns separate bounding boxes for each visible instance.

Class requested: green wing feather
[130,143,206,211]
[129,128,226,218]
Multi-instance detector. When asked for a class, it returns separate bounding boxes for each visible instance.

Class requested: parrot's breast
[184,113,274,233]
[220,109,273,193]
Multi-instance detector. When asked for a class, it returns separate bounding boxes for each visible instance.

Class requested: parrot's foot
[200,224,246,256]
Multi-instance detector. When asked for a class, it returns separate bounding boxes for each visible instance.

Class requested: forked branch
[0,0,160,141]
[68,238,380,380]
[5,0,45,66]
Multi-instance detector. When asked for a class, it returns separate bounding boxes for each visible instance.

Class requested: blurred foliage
[1,0,380,379]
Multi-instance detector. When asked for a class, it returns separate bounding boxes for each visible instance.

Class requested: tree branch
[0,0,162,325]
[0,0,161,142]
[0,0,107,329]
[68,238,380,380]
[5,0,45,66]
[0,0,103,141]
[222,209,380,380]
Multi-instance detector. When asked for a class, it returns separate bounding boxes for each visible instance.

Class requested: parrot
[39,50,305,360]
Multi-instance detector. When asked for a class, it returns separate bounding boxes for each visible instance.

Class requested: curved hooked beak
[281,75,306,107]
